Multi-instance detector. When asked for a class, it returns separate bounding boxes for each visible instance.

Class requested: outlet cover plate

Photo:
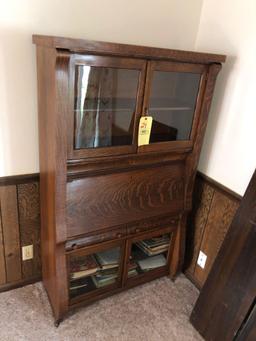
[197,250,207,269]
[22,245,33,261]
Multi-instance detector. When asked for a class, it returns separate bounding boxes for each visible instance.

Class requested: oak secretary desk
[33,35,225,325]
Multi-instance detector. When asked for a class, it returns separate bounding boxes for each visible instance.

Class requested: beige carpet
[0,275,202,341]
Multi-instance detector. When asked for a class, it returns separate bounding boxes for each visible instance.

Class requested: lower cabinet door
[124,226,176,286]
[67,240,125,304]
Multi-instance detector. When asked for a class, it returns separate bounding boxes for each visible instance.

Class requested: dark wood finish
[0,186,22,282]
[17,182,41,279]
[66,226,127,250]
[0,209,6,284]
[124,225,177,285]
[33,35,224,323]
[184,64,222,212]
[36,46,69,321]
[236,302,256,341]
[190,169,256,341]
[193,191,239,286]
[138,61,207,154]
[67,238,125,305]
[0,175,41,291]
[0,170,239,294]
[197,171,242,201]
[185,177,214,278]
[185,173,240,288]
[66,164,184,237]
[67,54,147,159]
[0,173,39,186]
[67,150,189,179]
[32,35,226,64]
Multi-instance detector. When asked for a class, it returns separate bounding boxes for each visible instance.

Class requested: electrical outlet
[197,250,207,269]
[22,245,33,261]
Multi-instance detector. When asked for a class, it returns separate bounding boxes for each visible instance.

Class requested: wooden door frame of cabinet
[138,60,208,154]
[66,238,126,306]
[36,46,71,323]
[184,63,222,212]
[67,54,147,159]
[123,225,177,285]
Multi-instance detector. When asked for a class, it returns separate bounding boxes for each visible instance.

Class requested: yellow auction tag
[138,116,153,146]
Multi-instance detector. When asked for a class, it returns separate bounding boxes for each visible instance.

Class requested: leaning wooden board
[190,169,256,340]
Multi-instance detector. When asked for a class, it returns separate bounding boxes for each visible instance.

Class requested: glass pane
[148,71,201,142]
[128,233,171,278]
[69,246,121,299]
[74,66,140,149]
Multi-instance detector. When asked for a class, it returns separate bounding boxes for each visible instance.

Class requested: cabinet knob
[135,228,140,233]
[116,233,122,238]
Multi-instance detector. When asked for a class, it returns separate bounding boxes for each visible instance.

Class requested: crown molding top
[32,34,226,64]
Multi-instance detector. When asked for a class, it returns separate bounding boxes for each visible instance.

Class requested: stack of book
[92,248,120,288]
[69,254,99,292]
[135,234,170,256]
[69,247,120,294]
[127,260,138,278]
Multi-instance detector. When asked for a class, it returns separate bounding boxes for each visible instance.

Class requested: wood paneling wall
[190,169,256,340]
[184,172,241,288]
[0,175,41,291]
[0,171,241,292]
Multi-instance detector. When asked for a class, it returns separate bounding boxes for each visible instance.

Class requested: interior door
[68,54,146,159]
[138,61,207,153]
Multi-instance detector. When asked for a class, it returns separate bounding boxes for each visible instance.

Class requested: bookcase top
[32,34,226,64]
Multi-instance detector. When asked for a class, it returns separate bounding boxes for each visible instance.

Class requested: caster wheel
[54,319,63,327]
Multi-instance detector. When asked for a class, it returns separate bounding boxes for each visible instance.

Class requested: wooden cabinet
[33,34,225,325]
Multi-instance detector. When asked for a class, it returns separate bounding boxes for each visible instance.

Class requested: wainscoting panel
[185,172,241,288]
[0,175,41,291]
[0,172,241,291]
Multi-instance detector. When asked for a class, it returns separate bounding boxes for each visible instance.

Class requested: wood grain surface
[185,177,214,277]
[190,169,256,341]
[185,174,240,288]
[17,182,41,279]
[67,164,185,237]
[0,186,22,282]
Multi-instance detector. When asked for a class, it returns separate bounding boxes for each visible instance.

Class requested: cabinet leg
[54,318,63,327]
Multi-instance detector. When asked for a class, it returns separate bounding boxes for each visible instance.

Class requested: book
[136,241,169,256]
[128,268,138,277]
[95,248,120,270]
[69,276,96,298]
[70,281,88,291]
[91,273,118,288]
[138,254,166,271]
[135,235,170,256]
[70,254,99,279]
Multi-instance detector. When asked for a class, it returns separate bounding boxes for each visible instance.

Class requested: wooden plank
[190,169,256,341]
[32,35,226,64]
[0,209,6,284]
[0,173,39,186]
[0,186,22,282]
[193,190,239,286]
[236,302,256,341]
[67,163,185,238]
[185,177,214,276]
[17,182,41,279]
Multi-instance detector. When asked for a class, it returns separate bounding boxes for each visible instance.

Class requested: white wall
[196,0,256,195]
[0,0,203,176]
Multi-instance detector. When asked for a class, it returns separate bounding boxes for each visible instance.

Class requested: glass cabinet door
[67,241,124,303]
[139,61,206,152]
[125,227,175,285]
[68,55,146,159]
